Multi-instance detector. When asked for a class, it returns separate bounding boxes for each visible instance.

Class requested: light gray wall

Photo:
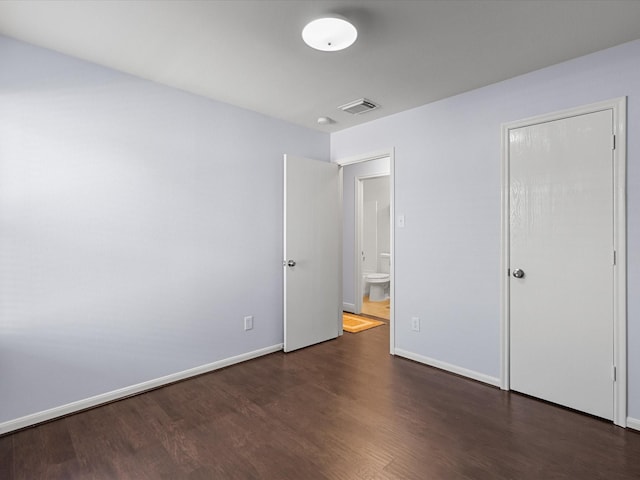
[342,158,390,309]
[0,36,328,425]
[331,40,640,419]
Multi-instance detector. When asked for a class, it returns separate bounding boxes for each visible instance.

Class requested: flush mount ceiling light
[302,17,357,52]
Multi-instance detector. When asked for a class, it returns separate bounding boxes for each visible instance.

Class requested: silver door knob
[512,268,525,279]
[286,260,296,267]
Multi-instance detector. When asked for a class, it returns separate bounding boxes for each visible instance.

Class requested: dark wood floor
[2,324,639,479]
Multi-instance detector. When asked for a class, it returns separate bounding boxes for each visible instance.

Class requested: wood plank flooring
[2,324,640,479]
[361,295,390,320]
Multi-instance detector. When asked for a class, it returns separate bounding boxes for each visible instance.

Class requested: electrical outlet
[411,316,420,332]
[244,315,254,331]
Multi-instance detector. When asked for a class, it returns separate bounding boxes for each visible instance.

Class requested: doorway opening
[357,174,390,321]
[338,151,394,354]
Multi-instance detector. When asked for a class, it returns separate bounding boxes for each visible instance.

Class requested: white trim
[337,148,396,355]
[335,149,391,167]
[612,98,627,428]
[627,417,640,432]
[500,97,627,427]
[389,150,396,355]
[355,175,364,314]
[395,348,501,388]
[283,154,289,348]
[343,302,355,313]
[500,115,510,391]
[338,166,344,335]
[0,344,283,435]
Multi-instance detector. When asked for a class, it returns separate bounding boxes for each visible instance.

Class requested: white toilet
[366,273,390,301]
[365,253,390,302]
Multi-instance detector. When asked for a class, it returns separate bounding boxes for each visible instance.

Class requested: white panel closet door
[509,109,614,420]
[283,155,341,352]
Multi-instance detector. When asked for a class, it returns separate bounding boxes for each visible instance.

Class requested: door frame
[337,149,396,355]
[500,98,627,427]
[354,172,391,315]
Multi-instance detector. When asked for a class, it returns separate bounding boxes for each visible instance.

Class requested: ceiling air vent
[339,98,379,115]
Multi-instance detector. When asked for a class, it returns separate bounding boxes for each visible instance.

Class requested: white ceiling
[1,0,640,132]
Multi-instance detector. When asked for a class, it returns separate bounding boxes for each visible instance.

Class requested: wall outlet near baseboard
[244,315,254,331]
[411,316,420,332]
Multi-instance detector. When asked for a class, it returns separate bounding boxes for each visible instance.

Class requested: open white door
[284,155,342,352]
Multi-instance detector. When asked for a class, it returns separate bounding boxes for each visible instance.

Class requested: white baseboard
[0,343,283,435]
[343,302,355,313]
[394,348,501,388]
[627,417,640,431]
